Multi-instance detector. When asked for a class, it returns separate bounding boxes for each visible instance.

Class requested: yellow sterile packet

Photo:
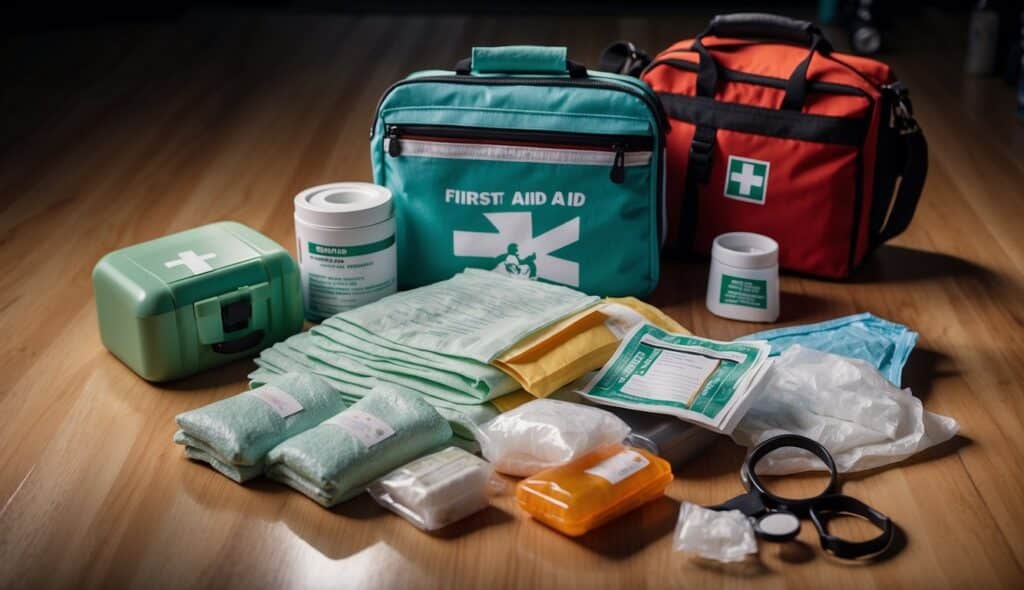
[493,298,689,398]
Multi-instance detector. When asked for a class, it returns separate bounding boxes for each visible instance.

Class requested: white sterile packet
[673,502,758,563]
[367,446,502,531]
[476,399,631,476]
[578,324,771,434]
[732,345,959,474]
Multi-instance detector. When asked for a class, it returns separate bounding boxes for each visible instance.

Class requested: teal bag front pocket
[382,123,658,296]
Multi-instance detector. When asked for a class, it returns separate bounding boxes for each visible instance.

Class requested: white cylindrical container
[706,232,779,323]
[293,182,396,321]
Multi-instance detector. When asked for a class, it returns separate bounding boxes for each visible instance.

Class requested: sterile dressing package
[579,324,771,433]
[266,387,452,507]
[732,345,959,474]
[368,446,499,531]
[493,298,690,398]
[174,372,346,482]
[516,443,673,537]
[476,399,631,477]
[673,502,758,563]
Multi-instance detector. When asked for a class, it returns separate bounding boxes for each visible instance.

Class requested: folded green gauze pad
[266,387,453,507]
[175,372,348,482]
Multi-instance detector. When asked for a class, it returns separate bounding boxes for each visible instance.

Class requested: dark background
[3,0,1023,165]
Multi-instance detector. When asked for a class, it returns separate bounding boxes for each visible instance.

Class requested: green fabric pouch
[266,387,453,507]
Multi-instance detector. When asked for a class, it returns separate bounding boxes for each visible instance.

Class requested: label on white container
[585,450,650,485]
[719,274,768,309]
[325,410,395,448]
[301,237,397,319]
[248,385,304,418]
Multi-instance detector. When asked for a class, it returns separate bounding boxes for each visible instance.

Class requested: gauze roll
[732,345,959,474]
[476,399,630,476]
[175,372,347,472]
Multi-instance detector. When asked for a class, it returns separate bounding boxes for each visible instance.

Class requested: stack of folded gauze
[248,269,599,436]
[266,386,453,507]
[174,372,347,483]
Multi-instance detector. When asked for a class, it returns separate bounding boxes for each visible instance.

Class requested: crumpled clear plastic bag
[732,345,959,474]
[673,502,758,562]
[476,399,630,476]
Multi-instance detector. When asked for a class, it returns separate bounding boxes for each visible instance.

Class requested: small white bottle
[706,232,780,323]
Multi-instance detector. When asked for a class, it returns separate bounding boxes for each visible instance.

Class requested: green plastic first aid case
[92,221,304,381]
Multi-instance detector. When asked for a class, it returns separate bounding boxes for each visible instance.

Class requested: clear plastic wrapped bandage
[477,399,631,477]
[368,446,500,531]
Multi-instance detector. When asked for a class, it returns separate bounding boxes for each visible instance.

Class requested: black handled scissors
[710,434,895,560]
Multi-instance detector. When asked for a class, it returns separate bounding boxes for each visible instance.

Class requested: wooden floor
[2,6,1023,589]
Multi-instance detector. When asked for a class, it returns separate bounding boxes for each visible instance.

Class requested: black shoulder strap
[597,41,651,78]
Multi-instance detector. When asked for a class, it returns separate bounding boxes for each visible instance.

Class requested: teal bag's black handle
[455,46,588,78]
[693,13,833,110]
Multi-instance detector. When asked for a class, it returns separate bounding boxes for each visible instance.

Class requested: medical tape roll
[293,183,396,321]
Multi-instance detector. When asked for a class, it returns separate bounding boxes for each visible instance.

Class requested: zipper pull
[386,126,402,156]
[610,145,626,184]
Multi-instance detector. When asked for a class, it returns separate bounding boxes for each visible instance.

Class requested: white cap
[711,232,779,269]
[293,182,392,228]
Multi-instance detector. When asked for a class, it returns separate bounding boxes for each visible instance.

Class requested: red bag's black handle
[704,13,828,47]
[693,13,833,111]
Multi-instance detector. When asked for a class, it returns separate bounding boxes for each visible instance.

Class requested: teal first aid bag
[371,46,667,296]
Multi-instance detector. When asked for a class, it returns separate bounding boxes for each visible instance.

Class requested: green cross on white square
[724,155,770,204]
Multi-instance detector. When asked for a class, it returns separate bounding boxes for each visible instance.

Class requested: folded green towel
[254,343,370,403]
[175,372,348,470]
[173,430,267,482]
[266,387,453,507]
[314,322,520,399]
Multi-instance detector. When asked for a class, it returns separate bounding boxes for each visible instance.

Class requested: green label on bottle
[308,236,395,257]
[719,275,767,309]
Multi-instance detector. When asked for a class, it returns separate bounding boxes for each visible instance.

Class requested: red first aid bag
[603,14,927,278]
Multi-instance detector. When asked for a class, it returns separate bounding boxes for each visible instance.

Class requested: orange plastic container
[515,443,673,536]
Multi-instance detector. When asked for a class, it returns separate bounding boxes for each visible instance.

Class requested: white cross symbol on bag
[730,163,764,196]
